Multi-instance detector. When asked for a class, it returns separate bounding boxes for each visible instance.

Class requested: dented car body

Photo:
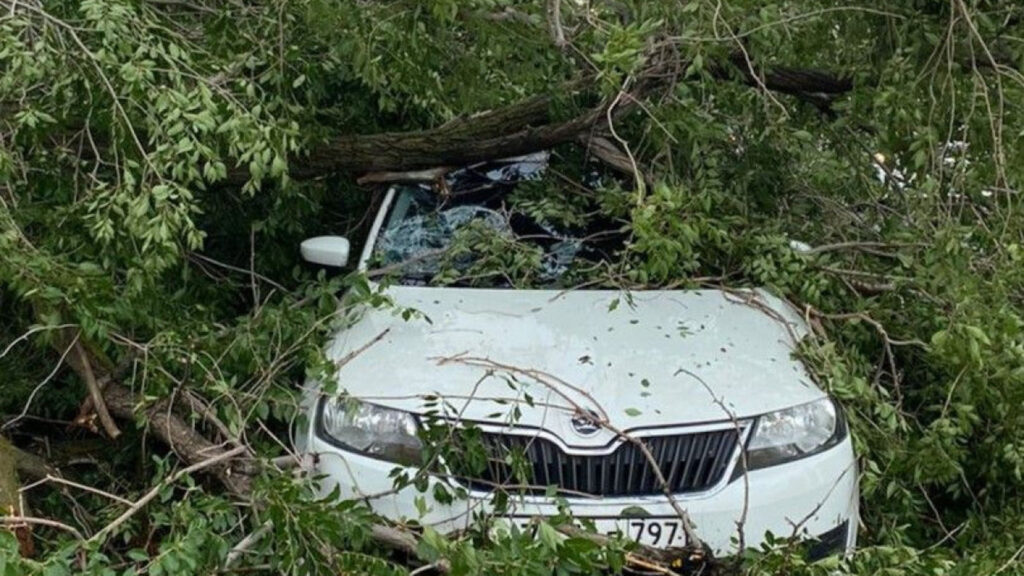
[297,157,858,557]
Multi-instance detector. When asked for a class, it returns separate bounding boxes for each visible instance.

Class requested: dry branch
[90,445,248,542]
[0,516,83,543]
[72,339,121,439]
[225,519,274,568]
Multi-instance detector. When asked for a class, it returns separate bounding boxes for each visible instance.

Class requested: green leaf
[537,522,561,551]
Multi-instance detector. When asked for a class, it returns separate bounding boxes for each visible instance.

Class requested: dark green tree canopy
[1,1,1023,574]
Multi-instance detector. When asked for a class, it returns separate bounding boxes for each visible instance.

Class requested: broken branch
[90,445,247,543]
[72,339,121,439]
[0,516,84,542]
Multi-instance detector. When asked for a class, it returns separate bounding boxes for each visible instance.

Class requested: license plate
[512,517,688,548]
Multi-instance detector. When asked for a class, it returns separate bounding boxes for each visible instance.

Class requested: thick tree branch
[9,444,59,481]
[1,436,34,556]
[100,382,253,496]
[222,51,852,183]
[711,52,853,110]
[50,330,252,496]
[240,93,611,182]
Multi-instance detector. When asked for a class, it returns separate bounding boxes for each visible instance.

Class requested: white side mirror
[301,236,351,268]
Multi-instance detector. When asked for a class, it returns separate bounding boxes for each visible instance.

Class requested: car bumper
[304,431,859,557]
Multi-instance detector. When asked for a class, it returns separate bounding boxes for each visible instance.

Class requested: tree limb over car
[228,49,852,184]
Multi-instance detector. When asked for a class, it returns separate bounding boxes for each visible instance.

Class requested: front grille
[455,428,742,497]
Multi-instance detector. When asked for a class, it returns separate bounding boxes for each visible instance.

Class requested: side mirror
[300,236,351,268]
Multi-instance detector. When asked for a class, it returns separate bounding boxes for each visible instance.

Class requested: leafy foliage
[3,0,1024,575]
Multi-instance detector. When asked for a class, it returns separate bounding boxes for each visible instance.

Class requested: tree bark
[719,52,853,96]
[226,86,603,184]
[50,330,252,496]
[100,383,253,496]
[224,55,852,183]
[0,437,35,557]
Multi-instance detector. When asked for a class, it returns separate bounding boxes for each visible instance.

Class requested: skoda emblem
[571,409,602,436]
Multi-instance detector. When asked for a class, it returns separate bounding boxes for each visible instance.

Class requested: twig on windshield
[365,248,448,279]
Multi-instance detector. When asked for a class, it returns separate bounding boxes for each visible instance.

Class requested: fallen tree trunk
[1,436,35,557]
[294,101,606,175]
[225,53,851,183]
[227,88,611,184]
[100,383,253,496]
[51,330,252,496]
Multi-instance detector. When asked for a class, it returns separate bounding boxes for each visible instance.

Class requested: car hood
[322,286,823,443]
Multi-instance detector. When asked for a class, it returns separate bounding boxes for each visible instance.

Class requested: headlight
[744,398,844,470]
[319,397,423,466]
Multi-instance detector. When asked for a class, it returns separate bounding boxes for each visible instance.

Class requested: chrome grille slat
[538,439,551,488]
[677,433,699,491]
[612,447,623,494]
[712,429,735,480]
[651,436,670,492]
[637,439,652,491]
[561,440,569,485]
[685,432,711,489]
[625,442,637,493]
[666,435,685,491]
[571,450,579,490]
[719,428,737,472]
[694,432,720,487]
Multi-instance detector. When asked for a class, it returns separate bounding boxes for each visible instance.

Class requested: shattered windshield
[369,154,627,288]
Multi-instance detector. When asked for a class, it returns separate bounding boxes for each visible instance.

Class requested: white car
[296,157,858,559]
